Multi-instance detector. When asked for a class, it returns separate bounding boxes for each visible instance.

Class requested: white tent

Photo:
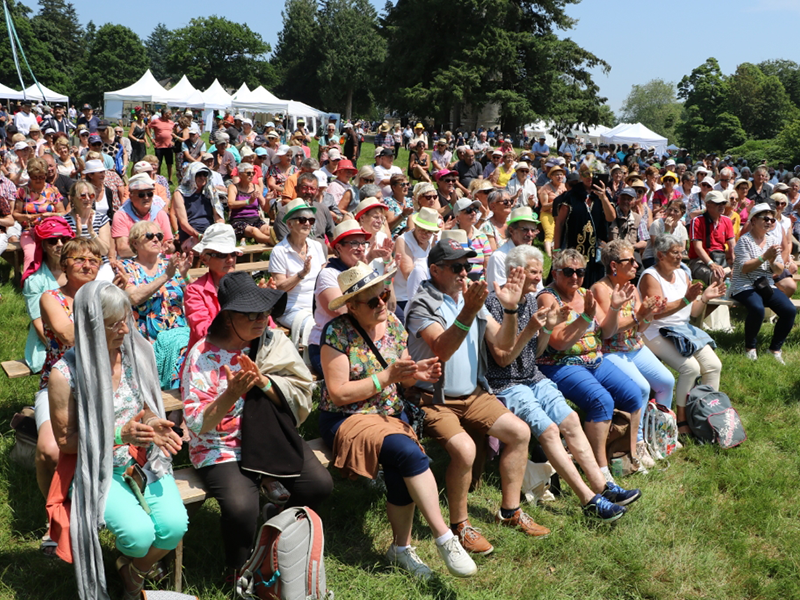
[104,69,170,118]
[600,122,668,157]
[163,75,204,108]
[232,85,288,114]
[201,79,232,110]
[0,82,24,100]
[22,83,68,104]
[583,124,611,145]
[231,83,253,105]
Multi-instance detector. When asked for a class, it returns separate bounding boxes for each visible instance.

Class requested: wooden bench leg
[174,540,184,593]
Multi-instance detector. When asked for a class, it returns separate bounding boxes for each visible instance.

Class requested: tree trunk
[346,88,353,121]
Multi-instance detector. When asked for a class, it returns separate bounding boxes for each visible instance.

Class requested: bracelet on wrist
[579,312,592,324]
[541,326,553,335]
[643,318,652,324]
[610,305,621,312]
[114,426,123,445]
[371,374,382,393]
[453,318,471,332]
[260,379,273,393]
[681,297,691,306]
[503,307,519,315]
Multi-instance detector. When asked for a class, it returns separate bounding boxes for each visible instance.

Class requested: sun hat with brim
[629,178,647,189]
[507,206,540,226]
[354,197,389,220]
[548,165,565,177]
[748,202,775,222]
[266,131,280,139]
[133,160,154,174]
[734,178,752,190]
[331,219,372,246]
[515,161,531,172]
[275,145,291,157]
[128,173,155,190]
[474,179,495,193]
[436,139,448,146]
[193,223,242,255]
[336,159,358,174]
[705,190,727,204]
[329,262,397,311]
[440,229,467,244]
[282,198,317,223]
[412,206,441,232]
[217,271,287,318]
[13,141,29,151]
[700,176,716,187]
[453,198,482,215]
[661,171,678,183]
[379,122,390,133]
[414,123,424,129]
[773,182,790,193]
[83,159,106,174]
[240,146,254,158]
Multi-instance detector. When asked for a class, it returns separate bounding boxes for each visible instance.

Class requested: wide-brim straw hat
[412,206,441,231]
[329,262,397,311]
[331,220,372,246]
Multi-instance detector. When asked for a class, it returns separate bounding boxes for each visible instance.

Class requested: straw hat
[354,197,389,220]
[412,207,441,232]
[329,262,397,311]
[330,220,371,246]
[440,229,467,244]
[507,206,540,226]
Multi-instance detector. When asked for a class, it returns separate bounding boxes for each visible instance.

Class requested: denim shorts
[496,379,573,438]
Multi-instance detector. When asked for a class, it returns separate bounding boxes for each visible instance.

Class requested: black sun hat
[217,271,287,318]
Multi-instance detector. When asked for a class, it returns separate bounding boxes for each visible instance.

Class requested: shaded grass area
[1,257,800,598]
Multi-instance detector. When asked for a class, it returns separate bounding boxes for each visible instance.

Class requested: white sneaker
[745,349,757,361]
[437,536,477,578]
[385,545,432,580]
[772,351,786,365]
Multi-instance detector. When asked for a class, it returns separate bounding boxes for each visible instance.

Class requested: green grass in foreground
[1,261,800,599]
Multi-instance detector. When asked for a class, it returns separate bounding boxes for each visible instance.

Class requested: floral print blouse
[40,289,71,390]
[320,312,407,415]
[182,340,246,469]
[536,287,603,367]
[54,346,144,468]
[121,256,187,342]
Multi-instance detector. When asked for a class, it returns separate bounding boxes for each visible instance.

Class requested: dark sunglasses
[207,251,236,259]
[144,232,164,241]
[774,202,787,207]
[239,311,269,321]
[358,288,391,310]
[45,236,70,245]
[442,178,457,184]
[293,216,316,225]
[493,199,514,207]
[761,216,776,224]
[136,191,155,198]
[360,178,375,183]
[557,267,586,278]
[421,194,438,200]
[614,258,637,265]
[462,207,479,215]
[445,262,472,274]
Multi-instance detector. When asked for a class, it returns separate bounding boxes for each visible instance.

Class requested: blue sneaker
[583,494,626,522]
[602,482,641,506]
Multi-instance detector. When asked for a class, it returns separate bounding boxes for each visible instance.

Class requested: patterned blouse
[386,194,414,237]
[600,297,643,354]
[465,229,492,276]
[16,183,64,230]
[182,340,246,469]
[54,346,144,468]
[40,289,71,390]
[121,257,187,342]
[536,287,603,367]
[320,312,407,415]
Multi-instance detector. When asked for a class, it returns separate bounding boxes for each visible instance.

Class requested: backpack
[685,385,747,448]
[642,400,678,460]
[236,506,330,600]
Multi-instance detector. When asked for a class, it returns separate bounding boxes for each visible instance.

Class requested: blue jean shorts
[496,379,574,438]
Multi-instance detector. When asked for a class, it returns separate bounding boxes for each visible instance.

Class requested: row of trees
[1,0,612,134]
[620,58,800,165]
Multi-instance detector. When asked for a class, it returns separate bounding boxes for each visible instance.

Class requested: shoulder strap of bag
[346,314,389,369]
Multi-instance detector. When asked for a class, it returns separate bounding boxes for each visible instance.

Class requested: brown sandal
[116,556,147,600]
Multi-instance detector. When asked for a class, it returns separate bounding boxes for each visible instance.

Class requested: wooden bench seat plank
[162,389,182,412]
[307,437,332,469]
[174,467,207,505]
[2,360,33,379]
[188,259,269,279]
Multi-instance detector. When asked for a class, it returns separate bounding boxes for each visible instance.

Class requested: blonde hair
[129,220,160,249]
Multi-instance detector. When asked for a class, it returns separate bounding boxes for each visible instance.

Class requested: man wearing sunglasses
[405,239,550,556]
[274,172,335,243]
[111,173,174,258]
[688,190,735,286]
[486,207,540,289]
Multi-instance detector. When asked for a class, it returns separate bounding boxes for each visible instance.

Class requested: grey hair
[653,234,683,257]
[488,189,511,205]
[601,239,634,273]
[506,244,543,272]
[551,249,586,270]
[300,157,319,171]
[789,177,800,187]
[360,184,382,200]
[754,165,768,176]
[99,284,131,323]
[719,167,734,178]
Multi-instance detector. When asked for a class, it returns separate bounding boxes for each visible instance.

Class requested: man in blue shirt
[405,240,550,556]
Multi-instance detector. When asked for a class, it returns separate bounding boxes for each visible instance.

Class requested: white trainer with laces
[772,351,785,365]
[437,536,477,578]
[385,544,432,580]
[745,349,757,361]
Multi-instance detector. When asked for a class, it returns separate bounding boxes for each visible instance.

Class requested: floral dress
[40,289,71,390]
[536,287,603,367]
[385,194,414,237]
[181,340,246,469]
[320,313,407,415]
[54,346,145,468]
[121,257,187,342]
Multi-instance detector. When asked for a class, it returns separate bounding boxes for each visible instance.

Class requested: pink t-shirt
[111,208,174,242]
[148,118,175,149]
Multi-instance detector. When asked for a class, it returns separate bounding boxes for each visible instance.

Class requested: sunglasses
[445,262,472,274]
[293,216,316,225]
[462,207,479,215]
[239,311,269,321]
[358,288,391,310]
[144,232,164,241]
[45,237,70,246]
[614,258,637,265]
[207,251,236,259]
[761,216,776,223]
[340,240,369,249]
[360,178,375,183]
[774,202,787,207]
[493,199,514,207]
[421,194,438,200]
[442,178,457,184]
[136,191,154,198]
[67,255,101,267]
[557,267,586,278]
[78,192,96,199]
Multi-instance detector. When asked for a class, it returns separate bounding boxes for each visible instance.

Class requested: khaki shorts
[411,387,509,446]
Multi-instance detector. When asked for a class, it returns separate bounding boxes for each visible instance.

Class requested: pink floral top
[182,339,246,469]
[16,183,64,230]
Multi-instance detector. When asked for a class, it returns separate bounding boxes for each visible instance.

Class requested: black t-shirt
[455,160,482,187]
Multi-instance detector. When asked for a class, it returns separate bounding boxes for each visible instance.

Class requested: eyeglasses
[421,194,438,200]
[136,191,154,198]
[395,182,410,187]
[761,216,777,223]
[144,232,164,241]
[67,255,101,267]
[557,267,586,278]
[442,178,457,184]
[239,311,269,321]
[360,178,374,183]
[614,258,637,265]
[45,237,70,245]
[340,240,369,249]
[518,226,539,234]
[701,183,712,188]
[293,216,316,225]
[443,262,471,274]
[720,178,730,182]
[29,175,46,181]
[357,288,391,310]
[207,251,236,259]
[78,192,96,199]
[105,315,129,332]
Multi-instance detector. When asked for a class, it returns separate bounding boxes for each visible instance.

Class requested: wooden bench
[2,359,33,379]
[187,259,269,280]
[237,244,271,263]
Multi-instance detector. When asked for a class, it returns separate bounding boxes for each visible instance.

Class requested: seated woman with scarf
[182,272,332,577]
[47,282,187,600]
[172,162,225,252]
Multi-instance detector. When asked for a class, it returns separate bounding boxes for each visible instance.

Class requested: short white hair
[506,244,544,271]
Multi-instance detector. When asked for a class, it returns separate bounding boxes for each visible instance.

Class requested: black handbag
[346,315,426,438]
[753,275,773,300]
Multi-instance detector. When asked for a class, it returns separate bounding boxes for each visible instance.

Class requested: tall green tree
[619,79,682,141]
[271,0,322,107]
[74,24,149,109]
[676,58,728,151]
[30,0,84,97]
[316,0,385,118]
[146,23,174,82]
[727,63,793,140]
[758,59,800,110]
[166,16,274,91]
[380,0,609,132]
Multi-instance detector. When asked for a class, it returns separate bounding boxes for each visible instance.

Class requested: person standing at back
[147,109,176,184]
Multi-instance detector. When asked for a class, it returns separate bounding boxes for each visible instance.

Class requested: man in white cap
[181,124,206,174]
[111,173,174,258]
[486,207,540,288]
[506,162,537,208]
[688,190,735,286]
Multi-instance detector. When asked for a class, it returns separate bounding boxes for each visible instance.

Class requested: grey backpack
[685,385,746,448]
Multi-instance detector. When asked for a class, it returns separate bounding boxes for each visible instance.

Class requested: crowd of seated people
[4,114,799,596]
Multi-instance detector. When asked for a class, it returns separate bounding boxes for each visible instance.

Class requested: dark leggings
[732,287,797,351]
[197,440,333,568]
[319,410,429,506]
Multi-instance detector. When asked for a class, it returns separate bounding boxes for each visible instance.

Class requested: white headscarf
[178,161,225,220]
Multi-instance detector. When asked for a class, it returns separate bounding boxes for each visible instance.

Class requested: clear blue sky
[70,0,800,119]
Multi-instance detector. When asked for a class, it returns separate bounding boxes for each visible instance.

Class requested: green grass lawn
[1,264,800,597]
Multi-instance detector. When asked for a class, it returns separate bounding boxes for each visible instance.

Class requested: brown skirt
[333,413,421,480]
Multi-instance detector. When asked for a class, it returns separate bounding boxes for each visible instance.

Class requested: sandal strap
[676,421,689,428]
